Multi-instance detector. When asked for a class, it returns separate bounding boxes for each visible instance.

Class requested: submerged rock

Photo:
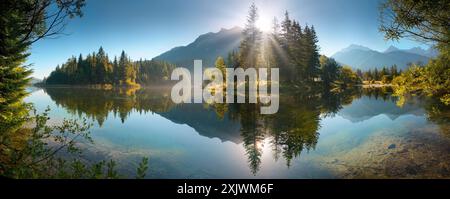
[388,144,396,149]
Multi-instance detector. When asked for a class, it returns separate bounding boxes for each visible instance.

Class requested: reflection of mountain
[29,77,42,85]
[154,27,242,70]
[338,96,425,122]
[158,104,242,143]
[43,87,244,143]
[43,85,409,175]
[26,86,41,94]
[40,85,449,176]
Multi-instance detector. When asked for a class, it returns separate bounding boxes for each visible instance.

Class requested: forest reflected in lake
[25,86,450,178]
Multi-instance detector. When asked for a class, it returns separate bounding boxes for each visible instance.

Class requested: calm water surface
[25,87,450,178]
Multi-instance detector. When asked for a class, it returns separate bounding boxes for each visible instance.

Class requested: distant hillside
[153,27,243,70]
[29,77,42,85]
[332,44,433,70]
[384,45,438,57]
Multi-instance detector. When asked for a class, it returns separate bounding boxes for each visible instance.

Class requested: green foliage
[392,65,426,106]
[268,11,321,84]
[393,54,450,106]
[238,4,321,85]
[44,48,176,86]
[137,59,176,84]
[226,51,240,69]
[239,3,262,69]
[319,55,362,89]
[425,54,450,104]
[380,0,450,106]
[337,66,362,88]
[380,0,450,44]
[319,55,340,86]
[0,107,149,179]
[358,65,401,83]
[215,56,226,81]
[0,1,151,179]
[1,0,87,135]
[1,0,86,174]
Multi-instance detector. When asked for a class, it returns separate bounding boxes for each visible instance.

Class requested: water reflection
[37,85,449,177]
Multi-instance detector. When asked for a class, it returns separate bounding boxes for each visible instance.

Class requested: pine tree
[239,3,262,69]
[319,56,340,86]
[96,47,107,84]
[1,0,83,133]
[280,11,292,49]
[113,56,119,84]
[278,11,295,82]
[356,69,363,79]
[89,52,97,83]
[267,17,287,70]
[0,0,85,169]
[119,51,128,85]
[44,48,175,86]
[226,50,240,69]
[303,25,320,82]
[374,68,380,81]
[77,54,84,81]
[291,20,305,82]
[215,56,226,81]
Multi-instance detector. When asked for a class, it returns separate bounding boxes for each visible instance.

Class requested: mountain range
[154,27,243,70]
[383,45,438,57]
[153,27,437,72]
[35,27,439,80]
[34,27,441,80]
[331,44,437,71]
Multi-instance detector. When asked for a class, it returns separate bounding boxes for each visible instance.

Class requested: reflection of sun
[256,140,264,150]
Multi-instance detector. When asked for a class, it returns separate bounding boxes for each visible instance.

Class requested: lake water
[25,87,450,178]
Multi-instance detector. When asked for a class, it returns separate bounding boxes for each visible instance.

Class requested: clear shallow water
[25,87,450,178]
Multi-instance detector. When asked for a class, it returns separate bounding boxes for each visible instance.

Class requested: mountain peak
[405,46,438,57]
[154,27,243,69]
[410,46,423,50]
[331,44,431,71]
[219,26,242,33]
[384,45,399,53]
[196,27,242,39]
[341,44,373,53]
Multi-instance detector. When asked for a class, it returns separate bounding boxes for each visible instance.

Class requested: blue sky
[28,0,429,79]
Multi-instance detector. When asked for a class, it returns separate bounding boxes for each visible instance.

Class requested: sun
[256,15,273,32]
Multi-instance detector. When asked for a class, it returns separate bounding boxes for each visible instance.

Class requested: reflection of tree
[224,84,369,174]
[418,98,450,137]
[44,85,400,175]
[231,103,265,175]
[372,86,450,137]
[213,103,228,120]
[319,87,359,117]
[269,94,321,167]
[392,92,449,137]
[44,87,174,126]
[361,87,394,102]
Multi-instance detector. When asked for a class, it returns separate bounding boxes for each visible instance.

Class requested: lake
[25,86,450,178]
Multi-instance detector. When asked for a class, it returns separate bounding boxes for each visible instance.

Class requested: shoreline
[362,84,392,88]
[34,82,176,89]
